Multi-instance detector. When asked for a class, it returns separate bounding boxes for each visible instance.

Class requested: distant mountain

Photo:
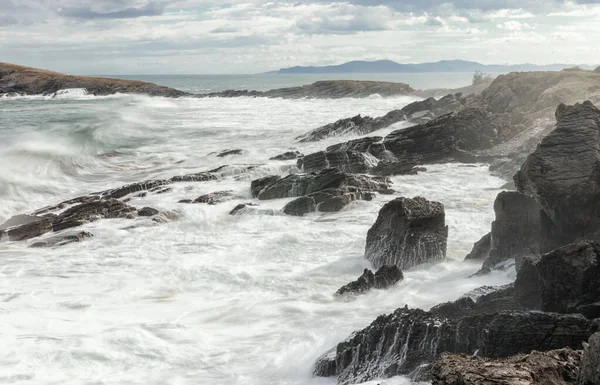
[269,60,595,74]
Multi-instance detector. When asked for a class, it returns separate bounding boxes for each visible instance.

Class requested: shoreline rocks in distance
[335,266,403,296]
[365,196,448,270]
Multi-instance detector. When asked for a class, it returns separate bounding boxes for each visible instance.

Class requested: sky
[1,0,600,74]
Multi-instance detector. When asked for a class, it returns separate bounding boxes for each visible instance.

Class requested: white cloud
[497,20,533,30]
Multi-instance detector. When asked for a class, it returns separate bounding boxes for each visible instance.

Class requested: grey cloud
[57,1,165,19]
[212,26,239,33]
[0,14,18,26]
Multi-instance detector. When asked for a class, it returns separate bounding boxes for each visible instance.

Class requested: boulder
[578,332,600,385]
[480,192,543,272]
[52,199,138,232]
[432,349,582,385]
[0,214,56,241]
[283,189,375,216]
[251,175,283,198]
[464,232,491,261]
[270,151,303,161]
[30,231,93,248]
[335,266,403,296]
[515,101,600,252]
[138,207,160,217]
[298,149,379,174]
[365,197,448,270]
[191,190,235,205]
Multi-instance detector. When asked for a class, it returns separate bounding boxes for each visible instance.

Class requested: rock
[30,231,93,248]
[0,62,190,97]
[578,332,600,385]
[315,305,598,385]
[138,207,160,217]
[251,175,282,198]
[170,172,218,182]
[204,80,414,100]
[191,190,234,205]
[432,348,582,385]
[217,149,243,157]
[365,196,448,270]
[1,214,56,241]
[270,151,303,161]
[256,169,392,201]
[464,232,491,261]
[283,188,374,216]
[99,180,171,200]
[336,266,403,296]
[515,101,600,252]
[513,241,600,318]
[229,203,258,215]
[52,199,138,232]
[298,149,379,174]
[480,192,542,272]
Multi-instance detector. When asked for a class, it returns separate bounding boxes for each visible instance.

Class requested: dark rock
[270,151,303,161]
[257,169,391,201]
[325,137,386,156]
[1,214,56,241]
[515,101,600,252]
[315,306,598,384]
[217,149,243,157]
[192,190,234,205]
[432,348,582,385]
[251,175,282,198]
[138,207,160,217]
[283,188,373,216]
[52,199,138,232]
[178,199,193,204]
[513,241,600,318]
[365,196,448,270]
[100,180,171,200]
[464,232,491,261]
[229,203,258,215]
[336,266,403,296]
[170,172,218,182]
[298,150,379,174]
[30,231,93,248]
[578,332,600,385]
[480,191,542,271]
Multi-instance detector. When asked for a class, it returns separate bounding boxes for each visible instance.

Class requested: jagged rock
[229,203,258,215]
[479,192,542,272]
[578,332,600,385]
[0,214,56,241]
[251,175,282,198]
[270,151,303,161]
[100,180,171,200]
[513,241,600,318]
[52,199,138,232]
[30,231,93,248]
[464,232,491,261]
[336,266,403,296]
[325,137,386,157]
[298,149,379,174]
[170,172,218,182]
[296,93,465,142]
[432,349,582,385]
[191,190,234,205]
[371,161,426,176]
[515,101,600,252]
[138,207,160,217]
[365,196,448,270]
[315,304,598,385]
[256,169,392,201]
[217,149,243,157]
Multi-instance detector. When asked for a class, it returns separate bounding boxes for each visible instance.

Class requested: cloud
[0,14,18,26]
[497,20,533,30]
[57,1,165,19]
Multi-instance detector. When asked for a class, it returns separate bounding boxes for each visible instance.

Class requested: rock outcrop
[513,241,600,319]
[335,266,403,296]
[432,349,582,385]
[578,332,600,385]
[315,303,597,385]
[478,192,542,272]
[296,93,465,142]
[0,62,190,97]
[464,233,491,261]
[365,197,448,270]
[204,80,414,100]
[515,101,600,252]
[270,151,303,161]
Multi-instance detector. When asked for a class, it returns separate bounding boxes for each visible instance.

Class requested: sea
[0,73,514,385]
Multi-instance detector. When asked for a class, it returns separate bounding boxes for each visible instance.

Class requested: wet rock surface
[432,348,582,385]
[270,151,303,161]
[335,266,403,296]
[365,196,448,270]
[190,190,235,205]
[578,332,600,385]
[464,232,491,261]
[217,149,243,157]
[30,231,94,248]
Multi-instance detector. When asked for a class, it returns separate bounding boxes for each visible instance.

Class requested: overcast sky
[1,0,600,74]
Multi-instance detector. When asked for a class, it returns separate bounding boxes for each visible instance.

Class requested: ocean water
[0,76,514,385]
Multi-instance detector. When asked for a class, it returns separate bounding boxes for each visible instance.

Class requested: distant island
[268,59,596,74]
